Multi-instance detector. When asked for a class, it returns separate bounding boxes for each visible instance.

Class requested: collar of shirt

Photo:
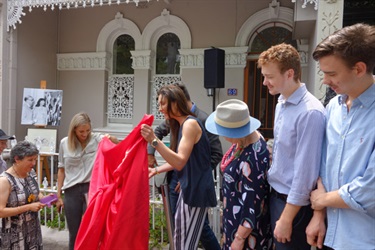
[278,83,307,106]
[338,84,375,108]
[191,102,196,113]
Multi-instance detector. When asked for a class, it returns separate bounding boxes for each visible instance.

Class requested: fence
[36,153,222,247]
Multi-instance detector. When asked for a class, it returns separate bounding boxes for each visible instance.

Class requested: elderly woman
[205,99,272,250]
[0,141,46,249]
[141,84,217,250]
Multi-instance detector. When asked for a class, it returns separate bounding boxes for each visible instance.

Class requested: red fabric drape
[75,114,153,250]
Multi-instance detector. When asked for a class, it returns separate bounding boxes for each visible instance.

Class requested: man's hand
[148,154,158,168]
[174,182,181,193]
[311,178,327,210]
[274,218,292,243]
[306,210,326,249]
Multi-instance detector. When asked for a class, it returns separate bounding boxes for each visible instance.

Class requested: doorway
[243,22,297,139]
[244,60,278,140]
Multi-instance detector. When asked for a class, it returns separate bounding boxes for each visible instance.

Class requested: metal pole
[161,184,174,250]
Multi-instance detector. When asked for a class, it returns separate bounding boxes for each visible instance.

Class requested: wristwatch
[151,138,159,148]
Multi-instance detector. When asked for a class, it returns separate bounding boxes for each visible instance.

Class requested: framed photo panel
[26,128,57,153]
[21,88,63,126]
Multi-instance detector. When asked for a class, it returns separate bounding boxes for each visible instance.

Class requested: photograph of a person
[21,88,63,126]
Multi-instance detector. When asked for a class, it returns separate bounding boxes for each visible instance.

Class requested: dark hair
[257,43,301,82]
[172,83,191,101]
[35,98,46,107]
[10,141,39,164]
[24,95,34,102]
[313,23,375,74]
[157,85,195,151]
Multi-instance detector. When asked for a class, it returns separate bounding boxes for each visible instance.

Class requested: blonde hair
[67,112,92,151]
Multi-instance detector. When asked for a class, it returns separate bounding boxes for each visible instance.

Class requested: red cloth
[75,114,154,250]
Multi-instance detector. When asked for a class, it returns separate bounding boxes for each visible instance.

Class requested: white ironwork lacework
[291,0,319,10]
[152,75,182,120]
[108,75,134,120]
[7,0,153,31]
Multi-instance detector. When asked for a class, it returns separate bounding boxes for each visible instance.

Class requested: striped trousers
[174,193,208,250]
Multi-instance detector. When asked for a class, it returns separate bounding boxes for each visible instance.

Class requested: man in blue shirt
[307,23,375,249]
[258,43,326,249]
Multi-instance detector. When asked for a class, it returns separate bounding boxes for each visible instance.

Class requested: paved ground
[42,226,69,250]
[41,226,172,250]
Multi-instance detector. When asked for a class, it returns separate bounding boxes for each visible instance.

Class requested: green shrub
[149,204,169,249]
[40,206,66,230]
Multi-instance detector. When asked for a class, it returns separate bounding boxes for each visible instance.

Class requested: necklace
[12,165,22,178]
[220,144,244,172]
[11,166,36,203]
[12,165,27,179]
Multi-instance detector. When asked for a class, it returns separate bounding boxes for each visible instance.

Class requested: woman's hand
[231,236,246,250]
[141,124,155,143]
[28,202,46,212]
[104,134,119,144]
[56,197,64,213]
[148,167,158,178]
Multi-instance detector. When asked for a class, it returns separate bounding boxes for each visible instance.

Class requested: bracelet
[235,232,246,241]
[154,166,159,175]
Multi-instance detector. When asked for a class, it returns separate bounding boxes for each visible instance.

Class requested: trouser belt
[271,188,288,202]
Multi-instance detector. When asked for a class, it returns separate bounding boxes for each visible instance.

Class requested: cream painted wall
[58,71,107,139]
[57,0,295,52]
[16,8,58,141]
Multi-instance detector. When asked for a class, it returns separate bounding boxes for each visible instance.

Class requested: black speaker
[204,48,225,89]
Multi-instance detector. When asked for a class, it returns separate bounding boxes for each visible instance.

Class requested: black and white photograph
[21,88,63,126]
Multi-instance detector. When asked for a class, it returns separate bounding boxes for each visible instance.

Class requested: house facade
[0,0,344,150]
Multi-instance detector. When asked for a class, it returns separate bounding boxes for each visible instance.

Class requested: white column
[131,50,152,127]
[0,0,17,135]
[311,0,344,100]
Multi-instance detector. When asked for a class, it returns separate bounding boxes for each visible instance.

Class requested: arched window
[142,10,190,121]
[249,22,297,53]
[156,33,181,75]
[108,34,135,123]
[113,34,135,74]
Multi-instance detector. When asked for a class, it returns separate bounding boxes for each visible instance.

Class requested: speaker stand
[212,88,216,112]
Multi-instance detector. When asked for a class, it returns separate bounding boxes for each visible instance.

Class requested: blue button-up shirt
[321,84,375,249]
[268,84,326,206]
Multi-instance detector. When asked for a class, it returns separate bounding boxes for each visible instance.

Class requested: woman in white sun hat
[205,99,272,250]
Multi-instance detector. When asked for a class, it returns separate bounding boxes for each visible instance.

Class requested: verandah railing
[36,153,222,247]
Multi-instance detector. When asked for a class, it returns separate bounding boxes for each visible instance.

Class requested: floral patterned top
[0,169,43,249]
[222,138,272,250]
